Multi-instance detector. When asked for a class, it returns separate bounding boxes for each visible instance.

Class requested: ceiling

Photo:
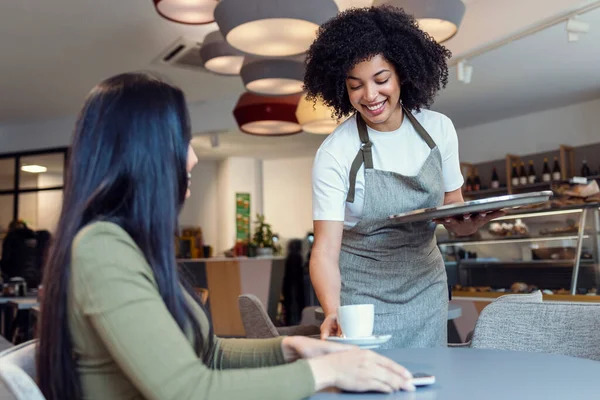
[0,0,598,160]
[432,5,600,127]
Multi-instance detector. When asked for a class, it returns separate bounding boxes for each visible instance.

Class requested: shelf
[458,260,597,269]
[463,188,508,197]
[452,290,600,303]
[438,235,590,246]
[496,202,600,219]
[511,181,555,192]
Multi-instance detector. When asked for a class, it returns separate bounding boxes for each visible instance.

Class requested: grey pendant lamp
[214,0,339,57]
[374,0,466,43]
[200,31,245,76]
[240,55,305,96]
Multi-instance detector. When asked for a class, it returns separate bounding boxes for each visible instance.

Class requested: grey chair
[0,339,45,400]
[470,300,600,361]
[449,290,544,348]
[238,294,320,338]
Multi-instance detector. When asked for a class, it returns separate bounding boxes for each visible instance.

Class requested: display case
[438,203,600,302]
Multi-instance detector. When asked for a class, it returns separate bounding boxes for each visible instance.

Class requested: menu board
[235,193,251,242]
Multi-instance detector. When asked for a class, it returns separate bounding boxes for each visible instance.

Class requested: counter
[178,257,285,336]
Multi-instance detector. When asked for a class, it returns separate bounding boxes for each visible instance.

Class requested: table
[2,298,39,343]
[308,347,600,399]
[314,304,462,321]
[0,296,38,339]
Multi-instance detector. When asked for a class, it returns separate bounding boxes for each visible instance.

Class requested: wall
[263,157,314,248]
[457,98,600,164]
[179,159,219,251]
[216,157,263,254]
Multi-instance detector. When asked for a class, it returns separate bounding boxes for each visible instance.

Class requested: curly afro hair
[303,5,452,119]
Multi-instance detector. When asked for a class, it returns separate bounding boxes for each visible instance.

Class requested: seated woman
[36,73,415,400]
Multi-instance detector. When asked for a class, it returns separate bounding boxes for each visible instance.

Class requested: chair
[449,291,544,348]
[0,339,45,400]
[238,294,320,338]
[194,288,209,305]
[470,300,600,361]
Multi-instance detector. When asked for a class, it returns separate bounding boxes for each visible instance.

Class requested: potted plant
[251,214,275,257]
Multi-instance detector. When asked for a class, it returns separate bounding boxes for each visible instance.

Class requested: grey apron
[340,107,448,349]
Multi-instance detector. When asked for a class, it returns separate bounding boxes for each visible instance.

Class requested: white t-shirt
[312,109,464,228]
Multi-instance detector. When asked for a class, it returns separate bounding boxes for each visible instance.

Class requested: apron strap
[345,107,437,203]
[402,105,436,149]
[346,114,372,203]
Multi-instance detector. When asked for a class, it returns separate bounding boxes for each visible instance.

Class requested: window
[0,148,67,234]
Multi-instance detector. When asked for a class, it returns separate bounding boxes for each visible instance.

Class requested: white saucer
[325,334,392,349]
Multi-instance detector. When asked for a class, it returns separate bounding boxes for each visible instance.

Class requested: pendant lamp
[240,56,305,96]
[374,0,466,43]
[233,93,302,136]
[200,31,245,76]
[295,94,343,135]
[214,0,339,57]
[153,0,218,25]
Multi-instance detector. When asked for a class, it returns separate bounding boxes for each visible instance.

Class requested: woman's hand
[307,349,415,393]
[320,314,341,339]
[281,336,355,363]
[436,210,505,237]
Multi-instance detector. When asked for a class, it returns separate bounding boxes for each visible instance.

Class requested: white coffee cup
[337,304,374,338]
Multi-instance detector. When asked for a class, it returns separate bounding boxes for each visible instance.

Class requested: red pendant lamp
[233,93,303,137]
[153,0,218,25]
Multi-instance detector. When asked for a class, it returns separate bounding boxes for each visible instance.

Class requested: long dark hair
[37,72,211,399]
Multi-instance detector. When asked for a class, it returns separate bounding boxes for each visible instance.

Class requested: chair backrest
[238,294,279,338]
[0,339,45,400]
[493,290,543,303]
[471,301,600,361]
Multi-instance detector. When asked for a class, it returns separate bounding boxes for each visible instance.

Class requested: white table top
[309,347,600,399]
[6,298,39,310]
[0,295,37,305]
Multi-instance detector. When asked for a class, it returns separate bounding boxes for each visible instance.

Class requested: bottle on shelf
[542,157,551,182]
[490,166,500,189]
[511,162,519,187]
[527,160,537,184]
[519,161,528,185]
[552,156,561,181]
[581,160,591,177]
[465,172,473,192]
[473,168,481,191]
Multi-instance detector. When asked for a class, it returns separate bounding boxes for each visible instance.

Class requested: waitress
[304,5,501,349]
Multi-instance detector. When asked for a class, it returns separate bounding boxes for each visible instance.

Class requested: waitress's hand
[436,210,506,237]
[281,336,356,363]
[320,314,342,339]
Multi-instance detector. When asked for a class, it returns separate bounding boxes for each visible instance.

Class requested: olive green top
[68,221,315,400]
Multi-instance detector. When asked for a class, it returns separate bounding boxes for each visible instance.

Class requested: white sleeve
[441,117,465,192]
[312,148,347,221]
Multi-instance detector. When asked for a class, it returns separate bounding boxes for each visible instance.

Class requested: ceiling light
[21,165,47,174]
[233,92,303,136]
[210,134,220,148]
[374,0,466,43]
[214,0,339,57]
[241,56,305,96]
[566,17,590,42]
[200,31,245,75]
[457,59,473,84]
[153,0,217,25]
[296,94,344,134]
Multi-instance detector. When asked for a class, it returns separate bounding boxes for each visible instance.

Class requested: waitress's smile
[363,99,387,116]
